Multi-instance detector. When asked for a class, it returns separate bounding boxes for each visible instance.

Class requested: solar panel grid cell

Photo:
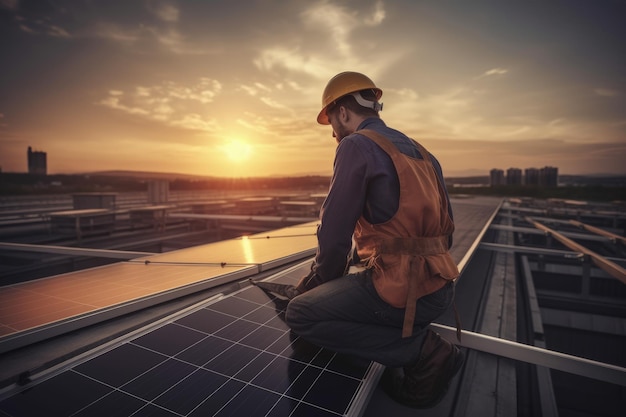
[0,266,380,417]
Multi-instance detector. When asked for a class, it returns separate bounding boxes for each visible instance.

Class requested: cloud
[260,97,287,110]
[237,83,290,110]
[387,86,476,138]
[165,78,222,103]
[385,78,626,148]
[3,1,624,176]
[235,111,321,146]
[256,1,390,79]
[170,114,219,132]
[365,0,386,26]
[238,83,271,97]
[239,85,258,97]
[16,16,71,38]
[236,117,264,132]
[301,0,385,57]
[254,47,331,78]
[594,88,620,97]
[93,23,141,43]
[147,27,209,55]
[99,96,150,116]
[8,1,210,55]
[388,88,419,100]
[148,0,179,22]
[0,0,18,11]
[98,78,222,132]
[90,23,212,55]
[254,82,272,93]
[474,68,508,80]
[484,68,508,76]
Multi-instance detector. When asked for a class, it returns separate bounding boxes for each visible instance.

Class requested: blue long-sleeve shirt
[311,117,453,284]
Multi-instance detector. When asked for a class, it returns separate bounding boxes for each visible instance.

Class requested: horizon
[4,167,626,181]
[1,1,625,177]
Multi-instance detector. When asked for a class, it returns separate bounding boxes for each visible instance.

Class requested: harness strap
[378,236,448,256]
[402,256,418,338]
[378,236,452,338]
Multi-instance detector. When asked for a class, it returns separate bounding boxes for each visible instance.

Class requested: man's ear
[339,106,349,122]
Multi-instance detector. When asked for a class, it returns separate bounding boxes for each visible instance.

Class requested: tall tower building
[540,166,558,186]
[525,168,540,186]
[490,168,505,186]
[27,146,47,175]
[506,168,522,185]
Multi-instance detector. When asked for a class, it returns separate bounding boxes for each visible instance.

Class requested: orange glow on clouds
[0,1,625,177]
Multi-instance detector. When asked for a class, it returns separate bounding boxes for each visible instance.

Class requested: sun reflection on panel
[240,235,255,264]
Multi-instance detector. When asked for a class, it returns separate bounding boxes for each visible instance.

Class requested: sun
[220,139,253,162]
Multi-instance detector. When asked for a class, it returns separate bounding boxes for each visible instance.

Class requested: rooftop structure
[26,147,46,176]
[495,166,559,187]
[490,168,505,186]
[507,168,523,186]
[0,194,624,416]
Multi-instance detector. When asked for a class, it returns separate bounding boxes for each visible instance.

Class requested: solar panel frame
[0,264,257,354]
[0,222,319,354]
[0,259,384,417]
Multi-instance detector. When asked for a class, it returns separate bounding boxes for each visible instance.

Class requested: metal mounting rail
[168,212,318,223]
[490,223,610,243]
[479,242,581,258]
[525,217,626,284]
[0,242,155,259]
[480,242,626,265]
[568,219,626,245]
[431,323,626,387]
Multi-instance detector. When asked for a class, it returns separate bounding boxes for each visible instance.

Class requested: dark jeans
[285,269,454,368]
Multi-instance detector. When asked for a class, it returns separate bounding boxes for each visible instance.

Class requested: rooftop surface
[0,194,624,416]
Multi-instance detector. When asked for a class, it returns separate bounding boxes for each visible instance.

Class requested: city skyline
[1,0,625,178]
[12,145,575,180]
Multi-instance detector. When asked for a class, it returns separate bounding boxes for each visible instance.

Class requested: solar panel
[0,260,383,416]
[0,222,319,354]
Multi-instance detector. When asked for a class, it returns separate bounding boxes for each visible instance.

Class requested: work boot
[382,329,465,408]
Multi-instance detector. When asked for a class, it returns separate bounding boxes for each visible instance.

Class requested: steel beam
[479,242,581,258]
[490,224,609,242]
[525,217,626,284]
[431,323,626,387]
[569,220,626,245]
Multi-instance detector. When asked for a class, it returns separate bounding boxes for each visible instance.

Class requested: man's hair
[327,89,380,120]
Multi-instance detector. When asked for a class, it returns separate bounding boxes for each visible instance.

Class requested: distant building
[506,168,523,185]
[491,166,559,187]
[490,168,505,186]
[525,168,540,186]
[540,166,558,186]
[27,146,47,175]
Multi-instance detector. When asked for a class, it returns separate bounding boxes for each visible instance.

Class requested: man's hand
[253,263,325,300]
[294,268,325,293]
[252,281,301,300]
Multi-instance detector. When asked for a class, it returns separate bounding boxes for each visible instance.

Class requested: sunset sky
[1,0,625,178]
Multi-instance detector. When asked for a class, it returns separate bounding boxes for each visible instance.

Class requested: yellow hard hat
[317,71,383,125]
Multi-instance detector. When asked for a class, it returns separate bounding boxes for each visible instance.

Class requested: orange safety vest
[354,129,459,338]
